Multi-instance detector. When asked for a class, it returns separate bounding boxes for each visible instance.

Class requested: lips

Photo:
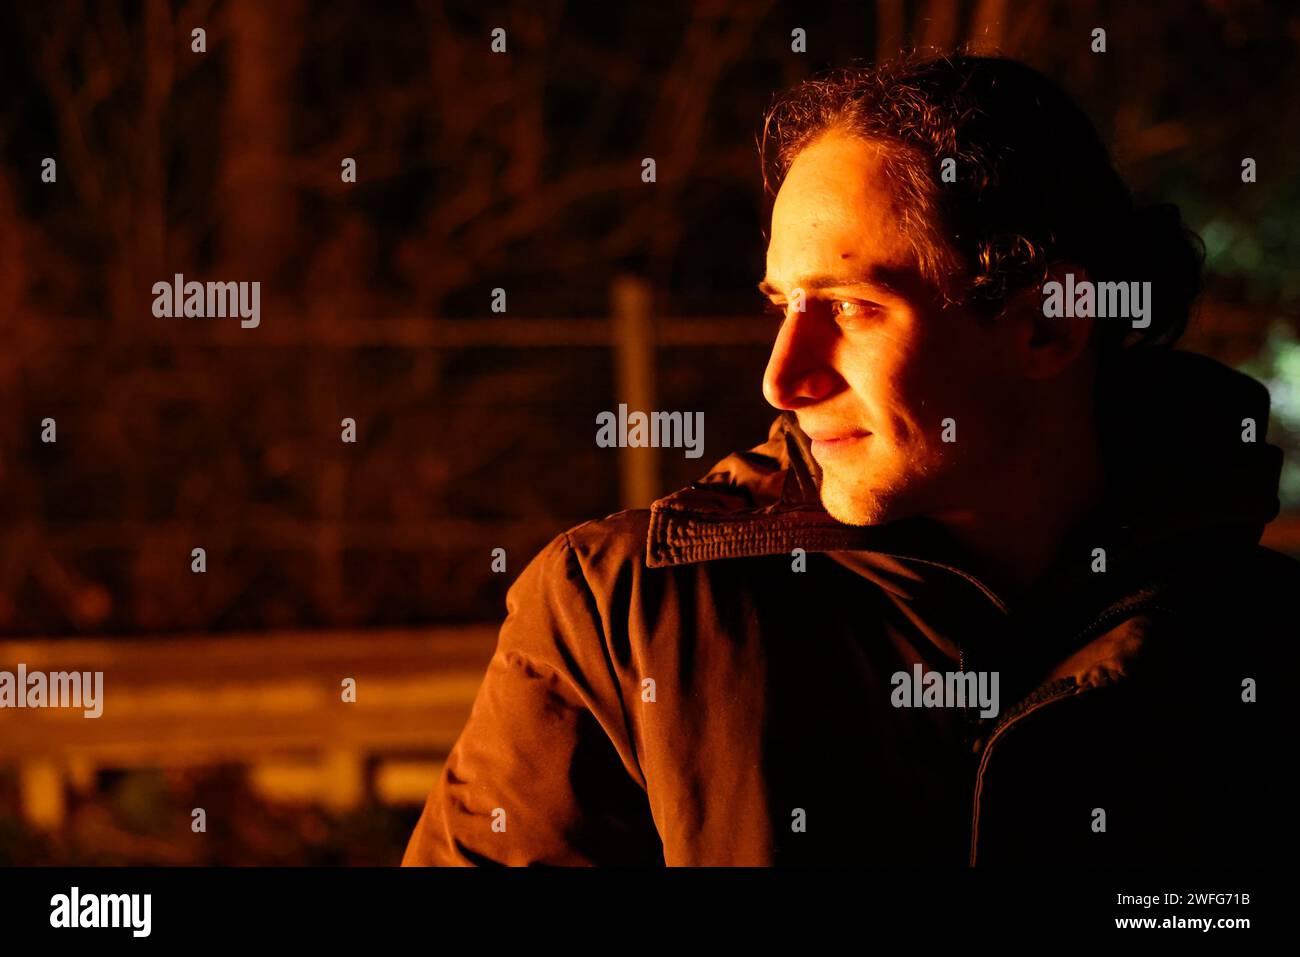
[802,429,870,443]
[804,428,871,459]
[800,423,873,442]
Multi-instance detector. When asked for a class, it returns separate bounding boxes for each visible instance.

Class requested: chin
[818,473,895,527]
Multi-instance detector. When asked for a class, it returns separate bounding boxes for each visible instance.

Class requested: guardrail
[0,626,498,829]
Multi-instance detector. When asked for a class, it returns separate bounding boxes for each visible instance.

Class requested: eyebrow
[757,271,905,299]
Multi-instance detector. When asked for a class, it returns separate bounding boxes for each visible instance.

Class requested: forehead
[766,131,917,285]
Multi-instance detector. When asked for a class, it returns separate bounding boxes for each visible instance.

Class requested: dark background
[0,0,1296,863]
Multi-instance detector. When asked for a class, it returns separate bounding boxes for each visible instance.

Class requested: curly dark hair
[760,52,1205,352]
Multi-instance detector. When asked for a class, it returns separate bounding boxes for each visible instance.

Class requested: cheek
[841,334,939,443]
[896,323,1015,442]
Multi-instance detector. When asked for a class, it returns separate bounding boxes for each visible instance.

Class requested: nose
[762,310,841,410]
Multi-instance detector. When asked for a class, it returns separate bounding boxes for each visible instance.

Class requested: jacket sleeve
[401,532,663,866]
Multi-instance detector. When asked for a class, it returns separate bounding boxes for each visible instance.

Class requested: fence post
[19,759,66,830]
[611,276,658,509]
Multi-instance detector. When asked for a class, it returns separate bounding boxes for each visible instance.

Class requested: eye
[830,299,881,326]
[763,300,787,321]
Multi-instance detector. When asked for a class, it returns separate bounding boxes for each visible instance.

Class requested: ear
[1003,261,1096,380]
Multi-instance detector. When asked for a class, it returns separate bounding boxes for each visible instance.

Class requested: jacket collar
[645,411,879,567]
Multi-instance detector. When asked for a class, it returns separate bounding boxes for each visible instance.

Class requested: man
[404,54,1295,866]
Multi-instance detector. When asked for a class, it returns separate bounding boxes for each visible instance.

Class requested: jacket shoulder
[1244,544,1300,624]
[501,511,658,623]
[1250,543,1300,582]
[558,508,655,572]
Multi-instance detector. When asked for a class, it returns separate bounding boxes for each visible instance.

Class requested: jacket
[403,348,1297,865]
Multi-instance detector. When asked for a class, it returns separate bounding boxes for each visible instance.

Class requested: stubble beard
[817,444,945,527]
[818,465,900,526]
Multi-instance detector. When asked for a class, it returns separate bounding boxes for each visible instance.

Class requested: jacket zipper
[966,597,1168,866]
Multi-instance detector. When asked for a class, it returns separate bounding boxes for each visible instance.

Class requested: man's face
[760,131,1024,526]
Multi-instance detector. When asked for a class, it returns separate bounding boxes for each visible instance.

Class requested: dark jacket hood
[1095,348,1281,551]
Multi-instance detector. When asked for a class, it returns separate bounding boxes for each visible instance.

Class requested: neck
[932,407,1106,600]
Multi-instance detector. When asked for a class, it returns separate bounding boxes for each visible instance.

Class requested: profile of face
[761,131,1034,527]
